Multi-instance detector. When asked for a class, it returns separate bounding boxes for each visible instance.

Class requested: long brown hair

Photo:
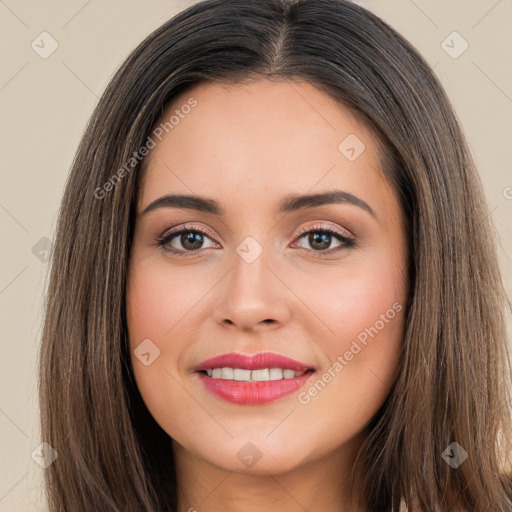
[38,0,512,510]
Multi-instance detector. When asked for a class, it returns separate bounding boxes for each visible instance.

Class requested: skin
[126,78,409,512]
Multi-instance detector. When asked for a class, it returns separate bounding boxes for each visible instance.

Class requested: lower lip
[197,371,315,404]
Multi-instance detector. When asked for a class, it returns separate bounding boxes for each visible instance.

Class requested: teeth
[269,368,283,380]
[233,368,252,381]
[251,368,269,381]
[221,367,234,380]
[203,367,307,381]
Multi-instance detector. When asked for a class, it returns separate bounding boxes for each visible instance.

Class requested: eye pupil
[309,232,331,250]
[182,232,203,250]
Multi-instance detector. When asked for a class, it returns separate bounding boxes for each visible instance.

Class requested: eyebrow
[140,190,376,219]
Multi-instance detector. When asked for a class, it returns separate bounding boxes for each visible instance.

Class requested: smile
[194,352,316,404]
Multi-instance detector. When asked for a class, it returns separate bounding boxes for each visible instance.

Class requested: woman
[38,0,512,510]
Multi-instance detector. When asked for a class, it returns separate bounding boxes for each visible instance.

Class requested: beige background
[0,0,511,510]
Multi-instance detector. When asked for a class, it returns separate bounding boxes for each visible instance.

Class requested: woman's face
[126,79,408,477]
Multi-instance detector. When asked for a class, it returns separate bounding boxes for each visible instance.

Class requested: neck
[173,434,368,512]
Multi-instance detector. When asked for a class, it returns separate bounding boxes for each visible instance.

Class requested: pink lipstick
[194,352,315,405]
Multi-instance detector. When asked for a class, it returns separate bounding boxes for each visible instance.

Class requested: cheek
[299,242,406,351]
[292,296,405,452]
[125,259,193,417]
[126,254,229,428]
[321,272,405,350]
[126,257,208,347]
[293,247,407,403]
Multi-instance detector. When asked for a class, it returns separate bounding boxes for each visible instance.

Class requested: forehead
[138,79,392,213]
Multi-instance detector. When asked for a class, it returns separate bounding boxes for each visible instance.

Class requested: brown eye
[179,231,206,251]
[293,225,356,256]
[155,226,218,256]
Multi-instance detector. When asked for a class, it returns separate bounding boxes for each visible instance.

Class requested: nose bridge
[230,236,274,305]
[213,233,290,329]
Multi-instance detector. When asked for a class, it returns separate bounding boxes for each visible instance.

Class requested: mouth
[194,352,316,404]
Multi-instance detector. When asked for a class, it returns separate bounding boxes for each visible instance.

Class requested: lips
[194,352,316,405]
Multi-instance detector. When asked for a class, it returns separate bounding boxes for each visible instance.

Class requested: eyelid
[158,222,355,244]
[159,223,219,242]
[293,222,355,241]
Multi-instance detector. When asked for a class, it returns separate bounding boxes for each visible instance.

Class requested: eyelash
[153,223,356,258]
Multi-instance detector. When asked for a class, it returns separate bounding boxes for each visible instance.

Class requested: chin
[195,436,310,475]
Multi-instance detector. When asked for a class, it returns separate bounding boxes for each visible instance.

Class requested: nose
[212,248,291,332]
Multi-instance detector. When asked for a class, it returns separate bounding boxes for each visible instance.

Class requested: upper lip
[194,352,315,372]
